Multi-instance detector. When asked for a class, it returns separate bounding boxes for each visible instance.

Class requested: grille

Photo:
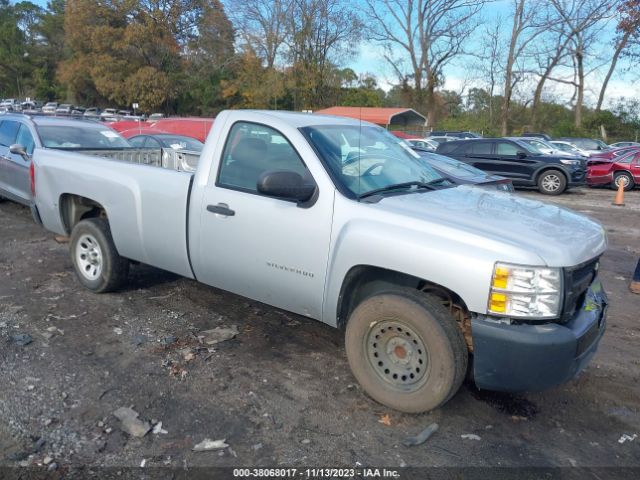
[561,257,600,323]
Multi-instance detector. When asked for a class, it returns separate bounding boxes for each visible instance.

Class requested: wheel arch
[59,193,108,235]
[336,265,473,351]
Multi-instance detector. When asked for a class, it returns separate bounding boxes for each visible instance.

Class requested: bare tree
[596,0,639,111]
[478,19,503,125]
[285,0,362,108]
[500,0,547,135]
[227,0,292,68]
[549,0,613,128]
[364,0,484,126]
[529,11,575,128]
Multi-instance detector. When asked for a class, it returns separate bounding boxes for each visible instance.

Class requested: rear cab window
[0,120,20,147]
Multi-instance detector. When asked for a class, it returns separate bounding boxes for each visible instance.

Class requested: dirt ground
[1,186,639,475]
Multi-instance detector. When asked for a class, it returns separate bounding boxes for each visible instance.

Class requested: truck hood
[373,186,606,267]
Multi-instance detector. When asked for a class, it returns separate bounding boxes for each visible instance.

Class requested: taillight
[29,161,35,197]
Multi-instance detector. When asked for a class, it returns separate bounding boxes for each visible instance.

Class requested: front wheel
[613,172,634,191]
[345,290,468,413]
[69,218,129,293]
[538,169,567,195]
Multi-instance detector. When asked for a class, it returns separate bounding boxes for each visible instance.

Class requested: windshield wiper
[358,180,443,200]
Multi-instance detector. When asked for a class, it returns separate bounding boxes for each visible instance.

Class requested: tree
[285,0,362,109]
[500,0,547,135]
[595,0,639,111]
[549,0,613,128]
[364,0,484,125]
[0,0,30,97]
[227,0,291,68]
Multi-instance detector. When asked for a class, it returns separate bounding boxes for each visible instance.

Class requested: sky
[350,1,637,109]
[24,0,637,109]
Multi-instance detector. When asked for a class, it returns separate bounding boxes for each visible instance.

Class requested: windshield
[38,125,131,149]
[301,125,445,198]
[157,135,204,152]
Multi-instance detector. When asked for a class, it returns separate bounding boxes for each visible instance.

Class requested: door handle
[207,203,235,216]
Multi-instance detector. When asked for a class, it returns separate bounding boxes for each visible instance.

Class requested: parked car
[149,117,214,143]
[0,99,19,111]
[21,101,42,112]
[83,107,101,119]
[148,113,165,121]
[42,102,58,113]
[406,138,439,151]
[556,138,610,155]
[30,110,607,413]
[588,145,640,162]
[128,133,204,152]
[551,140,591,158]
[429,130,482,139]
[0,114,131,206]
[55,104,73,114]
[508,137,583,158]
[609,141,640,148]
[436,137,586,195]
[587,150,640,191]
[428,135,457,144]
[520,132,552,141]
[100,108,119,121]
[412,149,513,191]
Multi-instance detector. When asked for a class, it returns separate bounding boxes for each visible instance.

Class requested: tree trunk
[501,0,524,136]
[575,47,584,129]
[596,31,630,112]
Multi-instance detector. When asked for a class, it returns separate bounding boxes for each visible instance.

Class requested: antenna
[358,106,362,199]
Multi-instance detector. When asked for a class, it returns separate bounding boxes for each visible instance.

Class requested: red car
[587,150,640,190]
[108,117,215,143]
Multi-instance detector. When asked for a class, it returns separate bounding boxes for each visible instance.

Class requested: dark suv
[435,138,586,195]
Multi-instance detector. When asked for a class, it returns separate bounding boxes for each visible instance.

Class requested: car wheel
[69,218,129,293]
[345,289,468,413]
[538,169,567,195]
[613,172,634,191]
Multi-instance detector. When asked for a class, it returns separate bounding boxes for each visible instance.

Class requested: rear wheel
[538,169,567,195]
[69,218,129,293]
[345,289,467,413]
[613,172,634,191]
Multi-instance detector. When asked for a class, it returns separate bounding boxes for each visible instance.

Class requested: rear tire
[538,169,567,195]
[345,289,467,413]
[613,172,634,191]
[69,218,129,293]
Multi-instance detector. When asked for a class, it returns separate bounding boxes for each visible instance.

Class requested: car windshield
[156,135,203,151]
[38,125,131,149]
[420,152,487,178]
[301,124,446,198]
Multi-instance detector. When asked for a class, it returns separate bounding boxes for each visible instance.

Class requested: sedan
[411,148,513,191]
[406,138,439,151]
[127,134,204,152]
[587,150,640,191]
[610,141,640,148]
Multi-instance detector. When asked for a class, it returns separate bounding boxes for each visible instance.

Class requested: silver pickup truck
[31,110,608,413]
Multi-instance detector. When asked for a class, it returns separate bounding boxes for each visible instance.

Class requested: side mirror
[257,170,316,203]
[9,144,29,160]
[516,150,527,159]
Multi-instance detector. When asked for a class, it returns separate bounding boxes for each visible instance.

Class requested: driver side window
[218,122,310,192]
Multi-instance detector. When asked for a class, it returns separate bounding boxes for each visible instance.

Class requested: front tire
[538,169,567,195]
[69,218,129,293]
[613,172,634,191]
[345,290,467,413]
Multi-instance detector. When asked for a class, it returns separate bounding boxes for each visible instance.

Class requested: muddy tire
[69,218,129,293]
[345,290,468,413]
[613,172,634,191]
[538,169,567,195]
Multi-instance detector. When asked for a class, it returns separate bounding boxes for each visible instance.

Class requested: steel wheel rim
[542,174,561,191]
[615,175,630,187]
[76,234,103,280]
[366,320,429,392]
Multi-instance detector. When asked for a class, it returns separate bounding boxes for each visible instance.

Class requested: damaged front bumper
[471,278,607,392]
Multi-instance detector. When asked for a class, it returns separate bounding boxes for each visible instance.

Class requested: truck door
[192,121,333,320]
[0,120,32,204]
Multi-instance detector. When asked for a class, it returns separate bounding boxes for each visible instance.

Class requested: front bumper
[471,278,607,392]
[568,166,586,186]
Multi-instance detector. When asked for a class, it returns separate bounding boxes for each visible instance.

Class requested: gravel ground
[0,187,639,476]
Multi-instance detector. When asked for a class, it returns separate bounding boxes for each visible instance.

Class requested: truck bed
[77,148,200,172]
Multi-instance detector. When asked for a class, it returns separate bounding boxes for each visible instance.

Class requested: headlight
[560,159,580,166]
[488,262,562,319]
